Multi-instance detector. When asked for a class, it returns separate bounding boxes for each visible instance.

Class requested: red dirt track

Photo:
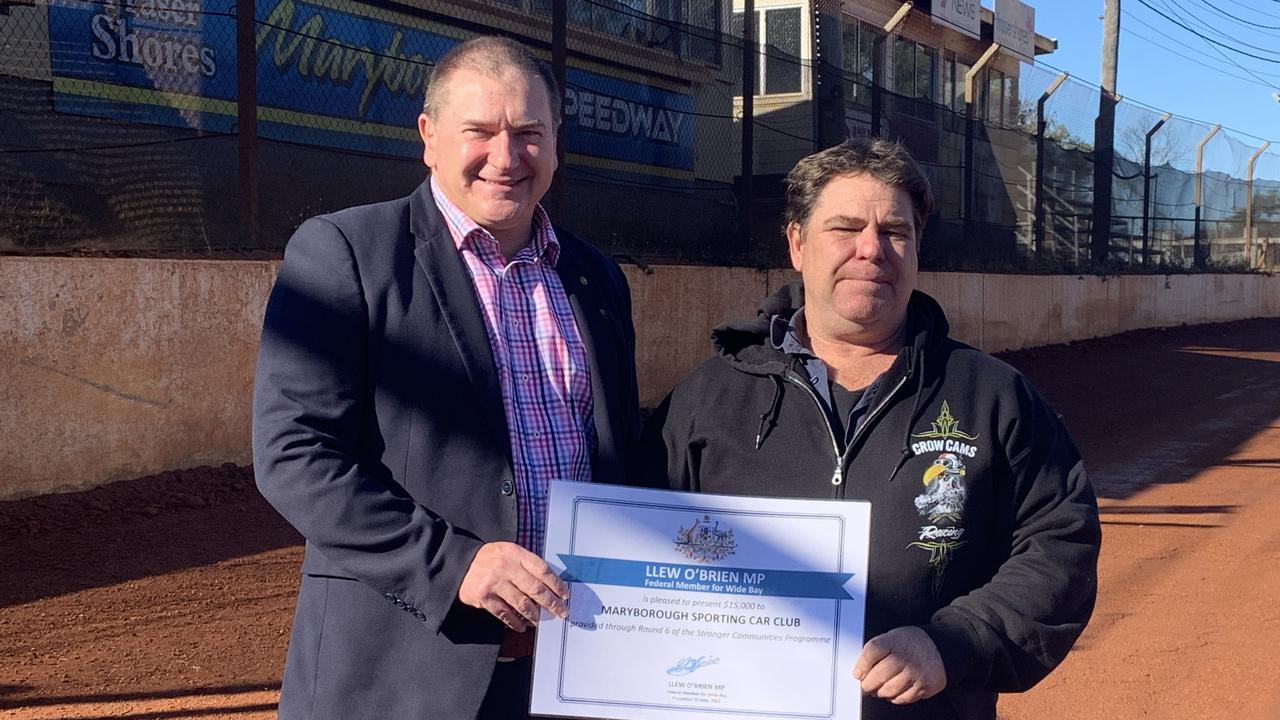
[3,319,1280,719]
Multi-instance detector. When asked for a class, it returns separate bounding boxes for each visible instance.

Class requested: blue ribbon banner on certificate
[530,481,871,720]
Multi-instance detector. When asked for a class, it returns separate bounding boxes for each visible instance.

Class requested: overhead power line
[1151,0,1280,57]
[1191,0,1280,32]
[1134,0,1280,63]
[1134,0,1280,90]
[1123,8,1280,85]
[1122,24,1280,87]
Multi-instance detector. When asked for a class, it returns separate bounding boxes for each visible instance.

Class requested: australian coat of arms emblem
[674,515,737,563]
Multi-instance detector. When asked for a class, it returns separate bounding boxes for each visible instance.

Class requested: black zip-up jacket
[641,282,1101,720]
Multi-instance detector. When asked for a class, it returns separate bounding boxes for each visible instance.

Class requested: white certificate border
[553,496,851,719]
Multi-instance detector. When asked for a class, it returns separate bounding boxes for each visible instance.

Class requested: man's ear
[418,113,437,170]
[786,222,805,273]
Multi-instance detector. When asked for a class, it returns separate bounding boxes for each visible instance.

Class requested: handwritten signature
[666,655,720,676]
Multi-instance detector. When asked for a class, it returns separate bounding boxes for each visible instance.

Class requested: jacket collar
[410,180,512,466]
[712,281,950,383]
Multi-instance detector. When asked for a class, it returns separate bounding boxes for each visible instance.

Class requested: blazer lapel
[409,182,512,466]
[555,241,622,483]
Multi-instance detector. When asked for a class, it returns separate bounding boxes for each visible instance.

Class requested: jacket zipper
[782,372,844,487]
[840,374,910,497]
[783,371,911,491]
[849,375,910,452]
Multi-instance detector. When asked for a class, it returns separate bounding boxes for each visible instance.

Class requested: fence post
[1141,112,1170,267]
[872,3,913,138]
[236,0,258,248]
[963,44,1000,247]
[1035,72,1068,260]
[1193,124,1221,270]
[552,0,566,167]
[740,0,754,255]
[1245,142,1271,269]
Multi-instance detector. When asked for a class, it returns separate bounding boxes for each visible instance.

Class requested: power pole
[1091,0,1120,266]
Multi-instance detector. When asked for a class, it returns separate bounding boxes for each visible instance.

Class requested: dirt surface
[2,319,1279,719]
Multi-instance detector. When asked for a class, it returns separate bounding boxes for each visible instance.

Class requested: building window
[841,16,879,108]
[685,1,722,65]
[732,5,804,95]
[560,0,721,64]
[893,37,935,103]
[982,68,1013,125]
[942,51,971,113]
[570,0,645,42]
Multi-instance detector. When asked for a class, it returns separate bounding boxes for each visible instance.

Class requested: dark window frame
[732,5,806,97]
[841,15,881,109]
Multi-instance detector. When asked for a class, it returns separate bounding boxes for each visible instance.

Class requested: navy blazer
[252,181,639,719]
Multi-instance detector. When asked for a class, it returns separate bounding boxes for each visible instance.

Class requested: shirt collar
[770,306,813,357]
[429,175,560,265]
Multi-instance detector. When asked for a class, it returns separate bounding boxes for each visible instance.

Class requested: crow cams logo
[910,401,979,458]
[908,453,969,591]
[914,452,967,523]
[907,402,980,591]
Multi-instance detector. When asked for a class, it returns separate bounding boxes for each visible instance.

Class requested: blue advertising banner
[48,0,239,131]
[563,69,694,177]
[251,0,445,155]
[46,0,695,176]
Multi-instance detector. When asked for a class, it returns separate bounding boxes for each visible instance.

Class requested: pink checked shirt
[431,177,595,556]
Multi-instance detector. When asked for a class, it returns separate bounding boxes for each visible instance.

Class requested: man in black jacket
[642,138,1100,719]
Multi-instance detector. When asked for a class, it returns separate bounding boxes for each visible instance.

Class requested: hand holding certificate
[531,481,870,720]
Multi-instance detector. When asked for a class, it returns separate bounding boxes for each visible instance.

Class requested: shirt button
[500,480,514,496]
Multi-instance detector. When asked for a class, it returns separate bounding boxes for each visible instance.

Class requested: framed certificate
[531,481,870,720]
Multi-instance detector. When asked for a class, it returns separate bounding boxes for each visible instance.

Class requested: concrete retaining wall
[4,257,1279,499]
[2,258,276,500]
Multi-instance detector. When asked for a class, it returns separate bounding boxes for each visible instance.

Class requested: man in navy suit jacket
[252,36,639,719]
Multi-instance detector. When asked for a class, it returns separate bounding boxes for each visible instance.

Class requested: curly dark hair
[784,137,935,239]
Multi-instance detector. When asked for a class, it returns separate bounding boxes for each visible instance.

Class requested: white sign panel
[995,0,1037,62]
[531,481,871,720]
[931,0,982,40]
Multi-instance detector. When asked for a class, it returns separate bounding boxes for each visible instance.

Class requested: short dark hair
[422,36,561,128]
[783,137,935,238]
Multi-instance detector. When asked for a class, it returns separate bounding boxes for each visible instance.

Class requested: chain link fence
[1,0,1277,271]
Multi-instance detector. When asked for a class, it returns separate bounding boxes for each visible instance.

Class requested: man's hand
[852,626,947,705]
[458,542,570,632]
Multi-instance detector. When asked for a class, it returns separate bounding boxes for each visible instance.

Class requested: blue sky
[1033,1,1279,145]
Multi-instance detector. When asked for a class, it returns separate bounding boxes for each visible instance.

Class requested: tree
[1117,123,1188,168]
[1231,190,1280,228]
[1016,102,1093,151]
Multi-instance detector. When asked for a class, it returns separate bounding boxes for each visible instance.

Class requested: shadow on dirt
[999,318,1280,501]
[0,464,300,609]
[0,682,279,710]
